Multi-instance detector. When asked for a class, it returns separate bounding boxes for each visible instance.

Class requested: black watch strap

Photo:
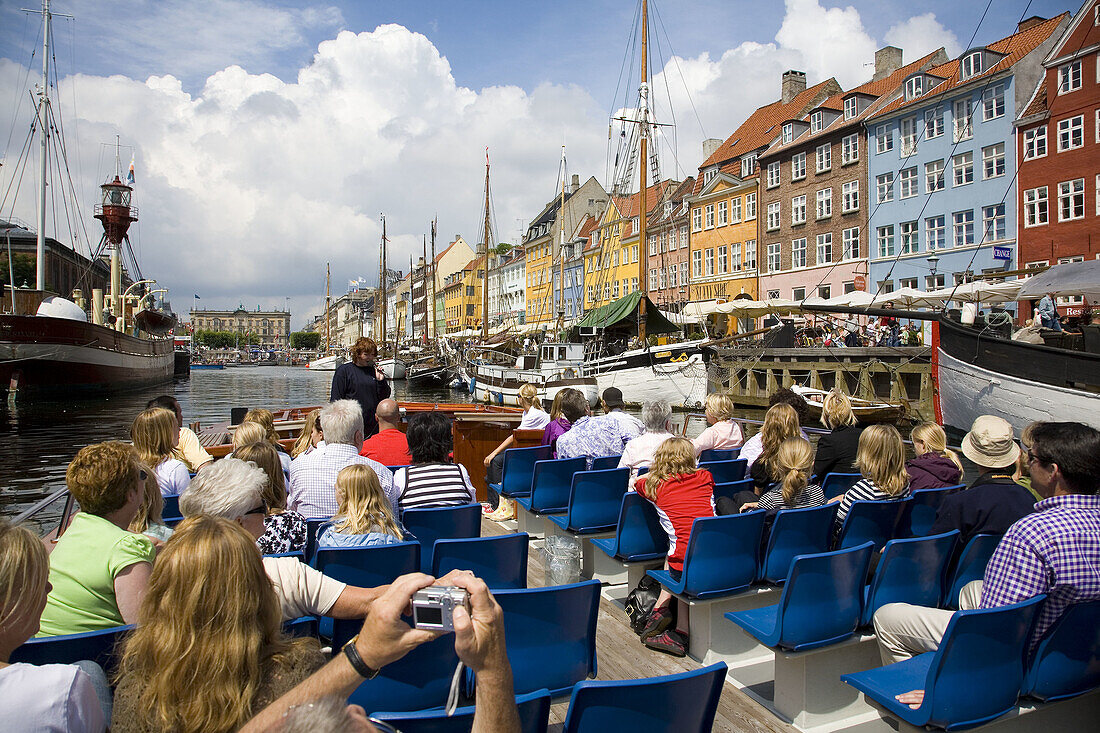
[342,635,379,679]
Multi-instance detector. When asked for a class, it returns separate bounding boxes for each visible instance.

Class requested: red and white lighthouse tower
[93,175,137,328]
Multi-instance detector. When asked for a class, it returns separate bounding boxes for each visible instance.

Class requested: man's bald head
[376,399,401,428]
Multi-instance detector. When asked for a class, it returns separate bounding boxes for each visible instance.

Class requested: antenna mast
[481,150,492,340]
[637,0,649,343]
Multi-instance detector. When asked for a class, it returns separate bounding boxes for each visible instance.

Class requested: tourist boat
[467,341,599,407]
[405,355,457,386]
[789,385,907,424]
[190,362,225,370]
[307,353,345,371]
[379,356,407,380]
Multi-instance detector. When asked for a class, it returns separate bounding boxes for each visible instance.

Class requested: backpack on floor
[625,574,661,635]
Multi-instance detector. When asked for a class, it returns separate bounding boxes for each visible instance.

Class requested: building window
[982,84,1005,120]
[717,246,727,274]
[767,242,781,272]
[741,153,757,177]
[961,51,983,80]
[925,159,945,192]
[900,278,918,289]
[983,204,1006,241]
[953,210,975,247]
[926,215,945,250]
[876,124,893,154]
[793,287,806,301]
[841,133,859,164]
[843,227,859,260]
[900,221,918,254]
[792,238,807,268]
[819,284,831,299]
[982,143,1005,179]
[631,245,639,263]
[810,110,823,133]
[632,217,639,234]
[1058,178,1085,221]
[648,235,657,256]
[703,168,718,185]
[1057,115,1084,151]
[668,265,677,288]
[679,261,688,284]
[745,240,757,270]
[680,226,688,247]
[816,143,831,173]
[876,172,894,203]
[791,152,807,180]
[692,250,702,277]
[692,208,702,231]
[905,76,924,100]
[844,97,858,119]
[953,97,973,141]
[649,269,658,291]
[704,203,715,228]
[816,188,832,218]
[952,152,974,186]
[730,242,742,271]
[717,200,728,226]
[766,201,781,231]
[767,161,781,188]
[1058,60,1082,93]
[792,195,807,224]
[926,273,946,290]
[782,123,793,144]
[878,280,895,294]
[899,167,918,198]
[877,225,895,257]
[925,107,944,138]
[817,232,832,264]
[613,280,621,298]
[1023,126,1047,160]
[900,117,917,155]
[730,197,742,223]
[745,192,757,219]
[841,180,860,212]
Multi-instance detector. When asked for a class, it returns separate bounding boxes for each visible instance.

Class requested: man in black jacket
[330,337,391,438]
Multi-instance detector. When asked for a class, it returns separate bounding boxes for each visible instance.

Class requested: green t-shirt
[37,512,155,637]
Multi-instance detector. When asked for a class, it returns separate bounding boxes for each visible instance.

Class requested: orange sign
[853,275,866,291]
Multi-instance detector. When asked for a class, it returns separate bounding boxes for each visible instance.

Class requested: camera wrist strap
[445,660,465,716]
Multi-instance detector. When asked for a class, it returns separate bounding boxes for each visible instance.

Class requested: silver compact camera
[412,586,470,632]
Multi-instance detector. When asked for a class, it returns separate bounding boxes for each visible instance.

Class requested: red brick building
[646,177,695,311]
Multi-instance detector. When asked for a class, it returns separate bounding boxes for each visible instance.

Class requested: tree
[493,242,512,256]
[194,329,238,349]
[290,331,321,350]
[0,253,36,289]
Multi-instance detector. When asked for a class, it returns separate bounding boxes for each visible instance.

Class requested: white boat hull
[380,358,407,380]
[307,354,344,371]
[471,363,598,408]
[583,341,710,408]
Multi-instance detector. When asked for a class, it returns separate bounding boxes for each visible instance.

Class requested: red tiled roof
[1021,76,1048,118]
[574,213,599,241]
[609,180,675,220]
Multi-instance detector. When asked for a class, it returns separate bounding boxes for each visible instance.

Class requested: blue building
[865,16,1068,305]
[553,213,597,325]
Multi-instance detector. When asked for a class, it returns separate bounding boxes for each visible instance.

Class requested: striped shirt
[757,483,826,512]
[396,463,476,514]
[835,477,910,528]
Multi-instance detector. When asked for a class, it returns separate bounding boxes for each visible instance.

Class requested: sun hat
[961,415,1020,468]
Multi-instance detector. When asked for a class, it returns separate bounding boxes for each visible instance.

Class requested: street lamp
[926,252,940,290]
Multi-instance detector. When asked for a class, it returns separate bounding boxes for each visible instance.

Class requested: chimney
[781,70,806,104]
[873,46,903,81]
[1017,16,1047,32]
[702,138,722,159]
[570,174,580,194]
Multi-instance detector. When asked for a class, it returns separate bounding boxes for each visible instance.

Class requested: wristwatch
[342,634,380,679]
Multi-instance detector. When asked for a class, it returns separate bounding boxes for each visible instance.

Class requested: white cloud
[885,13,963,61]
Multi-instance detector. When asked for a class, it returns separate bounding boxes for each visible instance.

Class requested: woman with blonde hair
[290,409,323,459]
[484,383,549,520]
[317,464,404,548]
[131,407,190,496]
[748,403,801,490]
[634,437,715,658]
[833,424,910,531]
[741,438,825,512]
[242,409,291,476]
[812,390,862,480]
[234,442,307,555]
[232,422,267,453]
[0,519,108,732]
[541,388,576,456]
[112,515,324,733]
[905,422,963,491]
[692,393,743,456]
[127,462,173,543]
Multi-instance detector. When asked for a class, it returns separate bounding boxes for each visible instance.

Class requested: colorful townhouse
[689,71,841,305]
[646,177,695,311]
[757,47,949,301]
[1015,0,1100,318]
[553,214,597,322]
[487,246,526,329]
[865,15,1070,298]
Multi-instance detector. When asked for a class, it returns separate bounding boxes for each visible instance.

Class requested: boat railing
[12,486,75,536]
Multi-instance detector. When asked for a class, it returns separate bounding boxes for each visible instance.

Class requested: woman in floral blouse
[234,442,307,554]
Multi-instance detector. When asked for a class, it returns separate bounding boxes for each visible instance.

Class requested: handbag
[624,574,661,635]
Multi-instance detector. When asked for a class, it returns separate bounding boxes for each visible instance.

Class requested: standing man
[1037,292,1062,331]
[330,337,390,438]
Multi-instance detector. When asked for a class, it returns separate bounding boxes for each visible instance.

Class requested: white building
[488,247,526,327]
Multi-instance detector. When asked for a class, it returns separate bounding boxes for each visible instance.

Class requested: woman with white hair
[618,400,675,483]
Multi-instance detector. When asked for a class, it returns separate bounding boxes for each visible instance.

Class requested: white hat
[961,415,1020,468]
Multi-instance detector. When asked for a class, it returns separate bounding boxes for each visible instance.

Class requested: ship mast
[33,0,53,290]
[636,0,650,343]
[430,217,438,340]
[324,262,331,354]
[481,150,492,340]
[379,215,387,353]
[556,144,566,331]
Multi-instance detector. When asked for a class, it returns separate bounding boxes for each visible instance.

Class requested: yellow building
[442,256,486,332]
[442,270,464,332]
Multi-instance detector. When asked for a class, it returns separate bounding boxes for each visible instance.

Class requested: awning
[575,291,679,334]
[922,280,1022,304]
[1016,260,1100,301]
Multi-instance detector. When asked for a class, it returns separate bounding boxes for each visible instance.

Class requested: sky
[0,0,1078,328]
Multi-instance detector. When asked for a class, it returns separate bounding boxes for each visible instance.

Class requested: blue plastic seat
[162,493,182,522]
[348,633,461,713]
[700,448,741,462]
[431,533,529,589]
[264,550,306,561]
[590,454,622,471]
[547,468,629,534]
[403,503,481,573]
[591,492,668,562]
[842,595,1046,730]
[1023,599,1100,702]
[820,472,862,498]
[11,624,133,673]
[834,498,910,550]
[944,533,1002,608]
[861,531,959,627]
[727,542,874,651]
[373,688,552,733]
[304,516,331,561]
[647,511,766,599]
[895,485,963,538]
[385,464,410,473]
[282,616,319,639]
[759,503,839,584]
[491,445,552,498]
[490,580,601,697]
[713,478,754,504]
[698,458,747,484]
[561,662,728,733]
[313,542,420,589]
[514,457,586,516]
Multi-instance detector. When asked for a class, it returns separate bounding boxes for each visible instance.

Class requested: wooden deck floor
[480,516,794,733]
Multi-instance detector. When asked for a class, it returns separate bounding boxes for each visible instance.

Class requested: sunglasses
[244,502,268,516]
[138,469,149,482]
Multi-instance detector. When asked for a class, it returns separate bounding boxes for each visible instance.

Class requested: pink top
[692,420,744,455]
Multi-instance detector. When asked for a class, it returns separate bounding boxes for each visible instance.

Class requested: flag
[126,155,135,185]
[194,294,201,299]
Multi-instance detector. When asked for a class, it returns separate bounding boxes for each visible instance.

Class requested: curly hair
[407,412,453,464]
[643,437,698,501]
[768,387,809,427]
[66,441,140,516]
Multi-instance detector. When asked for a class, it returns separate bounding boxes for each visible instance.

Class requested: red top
[634,469,715,572]
[360,428,412,466]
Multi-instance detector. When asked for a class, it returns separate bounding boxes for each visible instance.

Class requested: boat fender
[469,378,476,394]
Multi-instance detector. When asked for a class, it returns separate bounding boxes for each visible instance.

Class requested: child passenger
[740,437,825,512]
[832,424,911,533]
[317,464,404,548]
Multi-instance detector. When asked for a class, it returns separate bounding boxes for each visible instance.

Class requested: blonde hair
[242,408,280,445]
[820,390,857,429]
[0,519,49,632]
[292,409,321,458]
[128,461,165,534]
[643,437,698,501]
[758,403,800,472]
[704,393,735,422]
[548,391,567,421]
[518,383,541,410]
[116,515,314,733]
[232,422,267,452]
[771,438,814,506]
[333,464,403,538]
[855,424,909,496]
[234,442,288,513]
[131,408,178,470]
[910,422,963,473]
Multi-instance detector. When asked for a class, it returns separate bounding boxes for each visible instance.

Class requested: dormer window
[905,76,924,100]
[844,97,858,119]
[810,111,823,133]
[632,217,639,234]
[664,201,673,217]
[703,168,717,185]
[961,51,983,80]
[782,123,793,143]
[741,153,757,178]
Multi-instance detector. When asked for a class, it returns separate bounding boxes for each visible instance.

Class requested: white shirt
[0,663,106,733]
[618,431,674,483]
[154,458,191,496]
[740,429,811,470]
[288,443,395,519]
[518,406,550,430]
[263,555,346,621]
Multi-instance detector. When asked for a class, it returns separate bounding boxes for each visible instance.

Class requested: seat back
[304,516,331,561]
[403,503,481,573]
[611,492,668,561]
[313,542,420,589]
[432,533,529,589]
[699,448,740,462]
[562,662,727,733]
[529,457,587,513]
[861,531,958,627]
[373,688,552,733]
[820,472,862,497]
[774,542,874,651]
[921,596,1046,730]
[500,445,553,497]
[835,498,909,550]
[681,512,766,599]
[561,468,629,533]
[944,533,1002,608]
[1023,599,1100,702]
[760,503,839,584]
[11,624,134,675]
[492,580,601,696]
[162,494,182,522]
[590,455,621,471]
[348,634,461,714]
[282,616,319,639]
[895,485,963,538]
[697,458,747,484]
[712,478,754,505]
